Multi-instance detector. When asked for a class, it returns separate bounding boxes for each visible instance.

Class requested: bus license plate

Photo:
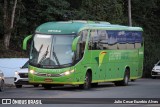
[45,78,53,82]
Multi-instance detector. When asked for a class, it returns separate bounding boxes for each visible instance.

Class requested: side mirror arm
[72,36,80,51]
[23,35,32,50]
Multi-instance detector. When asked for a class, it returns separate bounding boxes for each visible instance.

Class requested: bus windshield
[30,34,75,68]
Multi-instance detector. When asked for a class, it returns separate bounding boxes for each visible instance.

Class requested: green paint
[25,21,144,86]
[72,36,80,51]
[23,35,32,50]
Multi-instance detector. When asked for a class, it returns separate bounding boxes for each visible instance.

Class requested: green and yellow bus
[23,20,144,89]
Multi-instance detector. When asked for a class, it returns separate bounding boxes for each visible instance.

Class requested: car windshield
[156,61,160,66]
[29,34,75,68]
[22,61,29,68]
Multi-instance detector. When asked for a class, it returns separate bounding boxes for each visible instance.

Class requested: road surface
[0,78,160,107]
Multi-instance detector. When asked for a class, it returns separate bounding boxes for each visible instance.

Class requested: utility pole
[128,0,132,26]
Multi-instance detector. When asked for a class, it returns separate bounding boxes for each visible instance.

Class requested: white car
[151,61,160,79]
[14,61,39,88]
[0,70,5,91]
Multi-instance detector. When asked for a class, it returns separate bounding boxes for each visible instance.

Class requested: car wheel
[0,80,5,92]
[15,85,22,88]
[33,84,39,87]
[152,76,156,79]
[43,84,52,90]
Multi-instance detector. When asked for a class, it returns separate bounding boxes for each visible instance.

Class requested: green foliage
[0,1,3,39]
[0,0,160,77]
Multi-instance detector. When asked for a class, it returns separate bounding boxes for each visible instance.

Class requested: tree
[3,0,17,50]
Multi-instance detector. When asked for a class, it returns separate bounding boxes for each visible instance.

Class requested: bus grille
[35,73,61,77]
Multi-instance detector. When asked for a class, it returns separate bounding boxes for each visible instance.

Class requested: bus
[23,20,144,89]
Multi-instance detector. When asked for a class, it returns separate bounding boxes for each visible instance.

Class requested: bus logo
[99,51,107,67]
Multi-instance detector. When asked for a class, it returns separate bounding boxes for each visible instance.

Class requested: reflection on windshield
[30,34,75,68]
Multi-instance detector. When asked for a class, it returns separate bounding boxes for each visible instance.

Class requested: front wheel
[115,70,130,86]
[0,80,5,91]
[15,85,22,88]
[79,72,92,90]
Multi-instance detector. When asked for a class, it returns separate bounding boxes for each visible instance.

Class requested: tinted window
[88,30,142,50]
[89,30,99,50]
[76,30,88,60]
[22,61,29,68]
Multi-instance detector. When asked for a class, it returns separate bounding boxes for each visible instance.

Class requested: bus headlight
[60,70,75,76]
[29,70,35,74]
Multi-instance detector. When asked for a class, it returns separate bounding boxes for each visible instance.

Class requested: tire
[91,83,98,87]
[151,76,156,79]
[0,80,5,92]
[131,79,136,82]
[15,85,22,88]
[79,72,92,90]
[151,72,157,79]
[115,70,130,86]
[43,84,52,90]
[33,84,39,87]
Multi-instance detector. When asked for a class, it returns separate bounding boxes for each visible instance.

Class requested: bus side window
[89,30,99,50]
[98,30,109,50]
[76,30,88,59]
[107,31,118,50]
[117,31,127,50]
[126,31,135,49]
[134,31,142,49]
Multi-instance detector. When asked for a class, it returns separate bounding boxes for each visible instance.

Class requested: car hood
[153,66,160,70]
[16,68,28,73]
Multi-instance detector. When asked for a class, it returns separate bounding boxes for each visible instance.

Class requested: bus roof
[35,21,143,34]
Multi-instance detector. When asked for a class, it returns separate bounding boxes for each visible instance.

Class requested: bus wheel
[43,84,52,90]
[115,70,130,86]
[0,80,5,91]
[79,72,91,90]
[91,83,98,87]
[131,79,136,82]
[15,85,22,88]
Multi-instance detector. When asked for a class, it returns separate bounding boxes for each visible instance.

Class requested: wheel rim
[85,75,89,87]
[84,73,90,89]
[124,74,129,84]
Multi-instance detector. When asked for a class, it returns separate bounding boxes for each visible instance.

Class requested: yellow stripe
[92,78,123,83]
[29,81,84,85]
[130,76,141,79]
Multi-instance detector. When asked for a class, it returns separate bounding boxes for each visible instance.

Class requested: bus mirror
[23,35,32,50]
[72,36,80,51]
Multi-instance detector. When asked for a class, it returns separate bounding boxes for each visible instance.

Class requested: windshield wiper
[52,46,60,66]
[38,45,49,64]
